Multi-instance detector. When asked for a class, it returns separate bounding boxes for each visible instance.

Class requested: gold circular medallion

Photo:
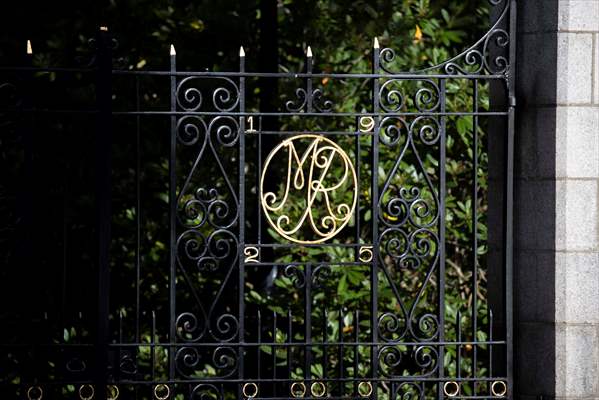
[260,135,357,244]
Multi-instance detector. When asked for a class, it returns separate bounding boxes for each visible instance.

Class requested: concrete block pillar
[515,0,599,398]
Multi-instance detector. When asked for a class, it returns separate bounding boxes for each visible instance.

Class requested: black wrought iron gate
[1,1,516,399]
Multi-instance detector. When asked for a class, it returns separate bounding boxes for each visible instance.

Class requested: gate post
[515,1,599,398]
[94,25,113,400]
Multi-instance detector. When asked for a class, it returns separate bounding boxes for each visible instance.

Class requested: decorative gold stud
[242,382,259,398]
[358,381,373,397]
[107,385,119,400]
[290,382,306,398]
[443,381,459,397]
[78,384,95,400]
[491,381,507,397]
[310,382,326,397]
[26,386,43,400]
[154,384,170,400]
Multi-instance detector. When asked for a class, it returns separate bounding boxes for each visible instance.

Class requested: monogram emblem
[260,134,358,244]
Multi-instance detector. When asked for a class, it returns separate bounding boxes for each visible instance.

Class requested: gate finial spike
[26,40,33,55]
[170,44,176,56]
[239,46,245,57]
[373,37,379,49]
[306,46,312,58]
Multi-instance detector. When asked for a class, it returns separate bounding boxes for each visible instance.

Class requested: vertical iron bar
[117,310,123,381]
[168,44,177,381]
[306,48,313,113]
[489,309,494,380]
[238,48,246,392]
[287,309,293,385]
[151,310,156,380]
[257,116,263,245]
[456,310,462,379]
[472,78,479,393]
[94,26,112,400]
[370,38,380,395]
[305,263,312,380]
[323,307,328,384]
[338,308,344,396]
[135,75,141,343]
[257,311,262,379]
[355,118,361,247]
[437,78,447,400]
[353,311,359,394]
[506,1,517,396]
[273,311,277,395]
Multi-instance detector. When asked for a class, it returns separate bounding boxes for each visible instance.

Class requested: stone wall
[515,0,599,398]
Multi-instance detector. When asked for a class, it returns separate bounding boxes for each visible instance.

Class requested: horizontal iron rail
[3,377,509,385]
[1,109,509,116]
[0,340,506,347]
[0,66,507,80]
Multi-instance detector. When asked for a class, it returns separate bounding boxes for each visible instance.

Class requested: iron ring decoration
[107,385,119,400]
[79,384,95,400]
[154,384,170,400]
[443,381,460,397]
[310,381,326,398]
[290,382,307,398]
[357,381,373,397]
[260,134,358,244]
[242,383,259,398]
[27,386,43,400]
[491,381,507,397]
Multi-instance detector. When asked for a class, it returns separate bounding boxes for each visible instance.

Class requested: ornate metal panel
[0,1,516,399]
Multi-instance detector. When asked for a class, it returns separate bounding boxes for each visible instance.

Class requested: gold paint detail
[79,384,95,400]
[290,382,307,398]
[310,382,326,398]
[359,246,373,262]
[491,381,507,397]
[260,135,357,244]
[27,386,43,400]
[357,381,373,397]
[244,246,259,263]
[107,385,119,400]
[154,384,170,400]
[242,383,259,398]
[246,116,256,133]
[443,381,460,397]
[359,116,375,132]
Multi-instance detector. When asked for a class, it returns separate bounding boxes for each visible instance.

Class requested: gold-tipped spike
[26,40,32,55]
[100,26,108,31]
[239,46,245,57]
[373,37,380,49]
[170,44,176,56]
[306,46,313,58]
